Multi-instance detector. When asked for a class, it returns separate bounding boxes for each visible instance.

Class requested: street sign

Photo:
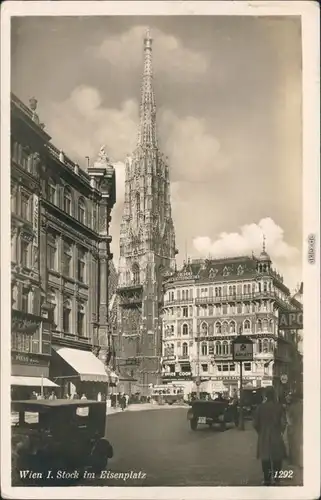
[280,374,288,384]
[278,311,303,330]
[232,336,253,362]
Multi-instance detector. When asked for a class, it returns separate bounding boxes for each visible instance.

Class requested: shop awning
[53,346,109,383]
[11,376,59,388]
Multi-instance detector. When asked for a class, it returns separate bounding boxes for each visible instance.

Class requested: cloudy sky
[11,15,302,291]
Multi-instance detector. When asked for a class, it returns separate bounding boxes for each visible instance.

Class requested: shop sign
[232,336,253,362]
[33,194,39,248]
[163,356,176,361]
[12,352,40,365]
[278,311,303,330]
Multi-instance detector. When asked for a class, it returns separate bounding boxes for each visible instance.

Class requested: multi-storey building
[161,248,302,399]
[116,30,177,394]
[11,94,116,399]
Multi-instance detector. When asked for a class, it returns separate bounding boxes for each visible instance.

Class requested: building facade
[161,250,303,399]
[116,30,177,394]
[11,93,116,399]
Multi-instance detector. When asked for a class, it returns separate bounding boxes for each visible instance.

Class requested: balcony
[163,298,194,306]
[195,291,278,305]
[52,331,90,344]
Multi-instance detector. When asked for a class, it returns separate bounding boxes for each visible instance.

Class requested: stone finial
[98,145,109,163]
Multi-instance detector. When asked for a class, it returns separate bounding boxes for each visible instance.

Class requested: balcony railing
[163,298,194,306]
[52,331,90,343]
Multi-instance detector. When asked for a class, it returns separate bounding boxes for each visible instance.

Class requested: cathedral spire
[137,28,158,148]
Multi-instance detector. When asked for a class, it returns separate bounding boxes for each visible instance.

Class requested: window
[262,319,268,332]
[215,342,221,355]
[209,341,214,355]
[222,341,229,355]
[64,187,72,215]
[215,322,221,334]
[222,364,229,372]
[182,342,188,356]
[47,180,56,204]
[21,288,29,313]
[217,364,222,372]
[229,321,236,333]
[244,362,251,371]
[237,303,242,314]
[78,197,86,224]
[201,322,208,335]
[201,364,208,372]
[63,301,71,333]
[201,342,208,356]
[47,290,57,327]
[183,307,188,318]
[257,320,262,332]
[21,193,30,220]
[222,304,228,315]
[222,321,228,334]
[132,263,140,285]
[47,234,57,271]
[244,320,251,332]
[11,188,17,213]
[77,304,85,336]
[263,339,269,353]
[182,324,188,335]
[229,363,235,371]
[20,240,29,268]
[77,248,86,283]
[12,332,31,353]
[92,205,97,231]
[63,242,72,277]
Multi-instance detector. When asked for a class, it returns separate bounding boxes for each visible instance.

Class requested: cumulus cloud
[47,85,139,164]
[193,217,301,290]
[160,109,229,182]
[89,25,208,78]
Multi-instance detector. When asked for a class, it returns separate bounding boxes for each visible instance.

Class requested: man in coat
[253,386,287,485]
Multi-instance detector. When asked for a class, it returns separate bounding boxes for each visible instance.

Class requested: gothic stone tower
[117,29,176,394]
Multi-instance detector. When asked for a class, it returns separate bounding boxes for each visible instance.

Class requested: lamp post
[195,332,201,398]
[232,333,253,431]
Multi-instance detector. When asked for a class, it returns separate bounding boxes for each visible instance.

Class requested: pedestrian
[253,386,287,486]
[120,393,126,411]
[49,391,57,400]
[125,393,129,407]
[81,393,87,400]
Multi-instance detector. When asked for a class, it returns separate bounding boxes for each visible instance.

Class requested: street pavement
[82,406,303,487]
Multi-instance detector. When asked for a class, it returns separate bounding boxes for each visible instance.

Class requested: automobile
[187,398,239,431]
[11,399,113,485]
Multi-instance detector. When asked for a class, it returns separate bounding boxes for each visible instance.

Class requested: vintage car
[187,399,239,431]
[11,400,113,485]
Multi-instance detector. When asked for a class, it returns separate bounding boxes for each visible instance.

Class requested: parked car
[187,399,239,431]
[11,399,113,485]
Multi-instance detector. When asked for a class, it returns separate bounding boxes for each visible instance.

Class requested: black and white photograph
[1,1,320,499]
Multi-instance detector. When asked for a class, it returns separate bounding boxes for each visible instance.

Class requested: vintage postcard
[1,1,320,499]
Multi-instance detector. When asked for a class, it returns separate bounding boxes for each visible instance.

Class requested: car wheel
[190,418,198,431]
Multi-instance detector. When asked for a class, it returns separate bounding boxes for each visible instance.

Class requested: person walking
[49,391,57,400]
[253,386,287,486]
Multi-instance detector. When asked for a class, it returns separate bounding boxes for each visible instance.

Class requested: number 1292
[274,470,294,479]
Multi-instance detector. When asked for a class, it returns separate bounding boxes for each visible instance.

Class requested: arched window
[263,339,269,353]
[201,322,208,335]
[132,263,140,285]
[215,341,221,355]
[78,197,86,224]
[222,341,228,355]
[257,319,262,332]
[201,342,208,356]
[182,342,188,356]
[244,320,251,332]
[182,324,188,335]
[269,319,273,333]
[64,187,72,215]
[229,321,236,333]
[215,322,221,334]
[258,339,262,353]
[222,321,228,334]
[262,319,268,332]
[263,282,267,292]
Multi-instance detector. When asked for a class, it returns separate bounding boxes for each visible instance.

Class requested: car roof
[12,399,105,410]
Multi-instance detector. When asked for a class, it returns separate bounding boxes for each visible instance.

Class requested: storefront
[11,351,58,400]
[50,345,110,399]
